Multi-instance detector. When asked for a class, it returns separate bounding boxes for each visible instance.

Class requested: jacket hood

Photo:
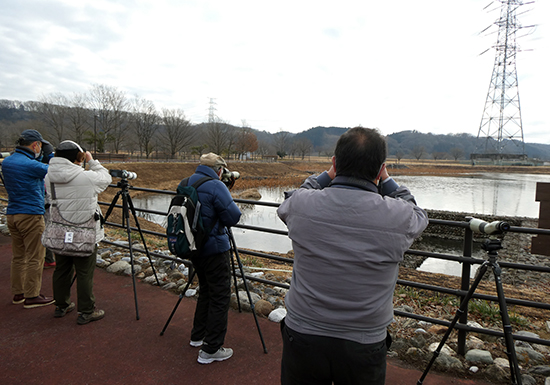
[47,157,82,184]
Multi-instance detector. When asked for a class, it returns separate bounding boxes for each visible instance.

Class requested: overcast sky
[1,1,548,143]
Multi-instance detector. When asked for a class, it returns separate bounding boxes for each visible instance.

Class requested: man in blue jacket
[3,129,55,308]
[179,152,242,364]
[277,127,429,385]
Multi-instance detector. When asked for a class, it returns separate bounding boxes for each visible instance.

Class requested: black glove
[41,143,55,164]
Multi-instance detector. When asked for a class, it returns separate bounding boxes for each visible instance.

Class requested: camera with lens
[221,167,240,189]
[109,169,138,180]
[468,217,510,235]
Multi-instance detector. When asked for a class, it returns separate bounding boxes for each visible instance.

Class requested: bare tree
[288,139,298,160]
[273,130,291,159]
[395,150,405,163]
[225,125,238,160]
[0,120,32,150]
[87,84,128,153]
[432,152,447,161]
[66,93,90,144]
[318,145,335,160]
[160,108,195,158]
[206,119,229,155]
[295,138,312,160]
[256,140,273,158]
[130,97,159,158]
[410,146,425,161]
[449,147,464,161]
[29,93,70,143]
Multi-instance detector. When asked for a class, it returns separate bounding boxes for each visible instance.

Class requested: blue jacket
[2,147,49,215]
[178,165,242,257]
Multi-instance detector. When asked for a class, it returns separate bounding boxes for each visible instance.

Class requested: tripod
[160,228,267,354]
[103,177,160,320]
[418,237,522,385]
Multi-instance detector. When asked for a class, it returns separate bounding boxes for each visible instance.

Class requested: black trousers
[280,320,388,385]
[53,247,97,313]
[190,251,231,354]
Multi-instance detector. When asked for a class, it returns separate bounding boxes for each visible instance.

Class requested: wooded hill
[1,98,549,161]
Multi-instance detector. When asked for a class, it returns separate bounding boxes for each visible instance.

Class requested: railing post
[457,227,474,355]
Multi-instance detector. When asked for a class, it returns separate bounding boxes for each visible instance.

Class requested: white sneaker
[189,339,203,347]
[197,347,233,364]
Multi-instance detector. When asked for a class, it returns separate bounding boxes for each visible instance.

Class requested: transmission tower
[208,98,217,123]
[474,0,530,162]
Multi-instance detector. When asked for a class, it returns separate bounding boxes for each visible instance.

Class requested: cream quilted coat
[44,157,112,243]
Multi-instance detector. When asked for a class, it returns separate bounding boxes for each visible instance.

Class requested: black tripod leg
[101,191,121,223]
[230,249,242,312]
[122,192,140,320]
[127,196,160,285]
[160,269,197,336]
[228,229,268,354]
[492,263,522,385]
[418,261,490,385]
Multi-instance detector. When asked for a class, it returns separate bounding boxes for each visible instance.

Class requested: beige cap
[200,152,227,168]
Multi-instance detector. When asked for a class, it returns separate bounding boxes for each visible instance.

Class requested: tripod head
[116,178,130,192]
[481,238,503,253]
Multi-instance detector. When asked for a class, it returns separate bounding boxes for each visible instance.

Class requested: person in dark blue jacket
[178,152,241,364]
[3,129,55,309]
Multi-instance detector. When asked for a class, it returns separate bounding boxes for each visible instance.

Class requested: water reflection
[393,172,550,218]
[234,188,290,254]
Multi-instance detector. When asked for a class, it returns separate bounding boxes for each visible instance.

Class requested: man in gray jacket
[277,127,429,385]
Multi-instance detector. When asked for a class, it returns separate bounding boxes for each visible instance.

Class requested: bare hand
[85,151,93,162]
[327,164,336,180]
[379,164,389,182]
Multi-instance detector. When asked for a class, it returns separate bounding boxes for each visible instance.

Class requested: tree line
[0,84,267,160]
[2,85,549,161]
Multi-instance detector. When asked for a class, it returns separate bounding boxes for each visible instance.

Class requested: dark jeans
[52,247,97,313]
[190,251,231,354]
[280,320,388,385]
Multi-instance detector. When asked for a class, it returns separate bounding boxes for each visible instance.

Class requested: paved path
[0,234,495,385]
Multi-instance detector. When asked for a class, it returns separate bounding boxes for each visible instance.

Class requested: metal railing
[3,180,549,354]
[98,184,550,352]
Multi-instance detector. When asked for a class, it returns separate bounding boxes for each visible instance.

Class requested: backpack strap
[187,176,219,234]
[50,182,57,201]
[188,176,214,189]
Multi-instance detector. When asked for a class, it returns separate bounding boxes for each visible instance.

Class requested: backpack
[166,176,213,259]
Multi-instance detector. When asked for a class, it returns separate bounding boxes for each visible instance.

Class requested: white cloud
[0,0,548,144]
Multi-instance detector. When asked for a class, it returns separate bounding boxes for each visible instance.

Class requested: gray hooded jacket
[277,172,428,344]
